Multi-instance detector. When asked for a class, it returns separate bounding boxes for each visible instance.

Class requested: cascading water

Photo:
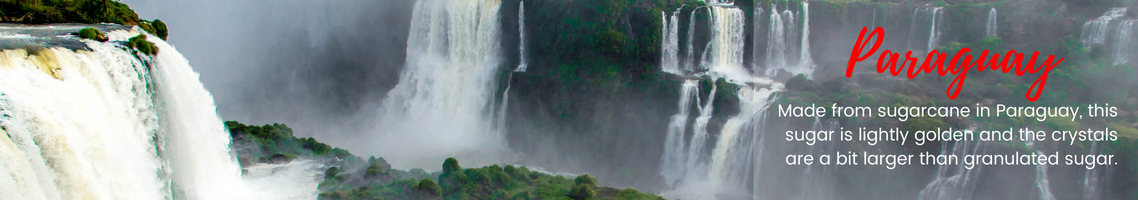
[907,8,919,50]
[763,2,812,77]
[782,9,798,65]
[372,0,512,169]
[708,84,780,192]
[801,118,839,200]
[704,6,747,78]
[685,84,717,178]
[1082,8,1128,48]
[662,9,683,74]
[927,7,942,52]
[765,4,787,75]
[1026,140,1057,200]
[1113,19,1134,65]
[685,7,702,71]
[795,2,814,76]
[986,8,998,37]
[917,136,984,200]
[515,0,528,72]
[661,80,699,185]
[752,5,764,72]
[0,25,318,200]
[1083,142,1104,200]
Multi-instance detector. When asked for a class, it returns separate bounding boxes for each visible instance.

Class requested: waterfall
[685,83,717,178]
[927,7,942,52]
[705,6,747,78]
[907,8,919,50]
[752,5,764,72]
[685,7,702,72]
[1083,142,1104,200]
[986,8,998,37]
[801,118,839,200]
[1082,8,1128,48]
[782,9,798,65]
[796,2,814,76]
[1114,19,1135,65]
[1026,141,1057,200]
[661,80,699,185]
[662,8,683,74]
[515,0,528,72]
[917,138,984,200]
[765,4,787,75]
[0,26,317,200]
[871,7,877,29]
[374,0,509,169]
[708,85,780,191]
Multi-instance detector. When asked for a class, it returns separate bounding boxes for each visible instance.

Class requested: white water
[765,4,787,75]
[927,7,942,52]
[1026,141,1057,200]
[795,2,814,76]
[515,0,528,72]
[907,8,919,50]
[371,0,515,170]
[704,6,747,79]
[661,80,699,185]
[800,118,838,200]
[708,84,779,191]
[917,136,984,200]
[1082,142,1103,200]
[1114,19,1134,65]
[782,9,798,66]
[1082,8,1127,48]
[986,8,998,37]
[662,9,683,74]
[685,7,702,72]
[751,5,763,72]
[659,3,795,199]
[0,26,318,200]
[762,2,812,77]
[685,84,717,177]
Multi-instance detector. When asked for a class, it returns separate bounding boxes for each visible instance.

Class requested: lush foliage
[126,34,157,55]
[225,121,353,165]
[0,0,140,24]
[76,27,105,41]
[318,158,665,200]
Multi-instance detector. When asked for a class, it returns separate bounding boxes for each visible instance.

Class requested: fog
[120,0,414,145]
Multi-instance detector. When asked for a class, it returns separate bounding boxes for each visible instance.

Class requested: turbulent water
[659,3,793,199]
[370,0,515,170]
[0,25,320,200]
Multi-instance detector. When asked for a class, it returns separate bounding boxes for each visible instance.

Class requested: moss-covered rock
[126,34,157,55]
[76,27,106,42]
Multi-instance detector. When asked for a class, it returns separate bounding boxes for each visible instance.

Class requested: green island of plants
[225,121,666,200]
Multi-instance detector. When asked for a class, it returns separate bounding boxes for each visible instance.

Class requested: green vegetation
[1,0,170,40]
[0,0,140,24]
[126,34,157,55]
[225,121,663,200]
[76,27,105,41]
[137,19,168,40]
[318,158,664,200]
[225,121,353,165]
